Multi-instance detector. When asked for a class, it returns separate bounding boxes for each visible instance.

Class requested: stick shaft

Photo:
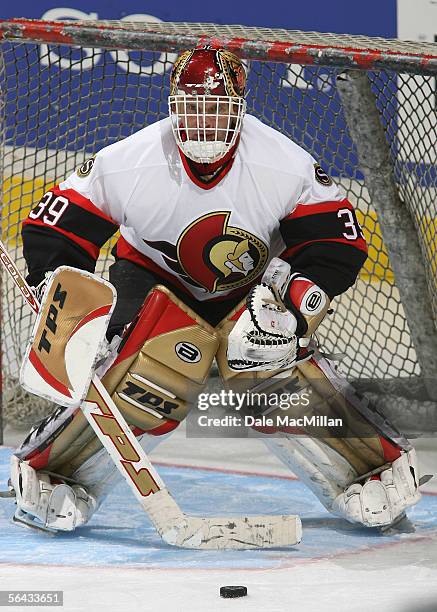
[0,242,39,314]
[85,376,167,494]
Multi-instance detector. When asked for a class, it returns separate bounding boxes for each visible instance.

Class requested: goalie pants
[106,258,247,339]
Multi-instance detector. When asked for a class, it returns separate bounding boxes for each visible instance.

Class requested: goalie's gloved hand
[227,258,328,371]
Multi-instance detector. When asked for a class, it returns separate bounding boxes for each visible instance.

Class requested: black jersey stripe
[282,241,368,298]
[22,225,96,287]
[280,208,364,247]
[24,201,117,247]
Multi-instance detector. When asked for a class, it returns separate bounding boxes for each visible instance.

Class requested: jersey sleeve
[279,156,367,298]
[22,153,120,286]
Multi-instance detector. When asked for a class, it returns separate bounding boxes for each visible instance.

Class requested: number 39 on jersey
[29,191,69,227]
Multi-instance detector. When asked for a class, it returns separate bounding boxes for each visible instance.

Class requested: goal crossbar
[0,18,436,75]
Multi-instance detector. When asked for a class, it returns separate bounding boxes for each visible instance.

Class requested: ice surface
[1,439,437,612]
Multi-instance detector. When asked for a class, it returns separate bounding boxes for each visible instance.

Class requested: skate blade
[380,513,415,535]
[0,478,16,498]
[13,511,58,535]
[0,490,15,498]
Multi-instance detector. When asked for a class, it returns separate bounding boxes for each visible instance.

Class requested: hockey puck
[220,586,247,598]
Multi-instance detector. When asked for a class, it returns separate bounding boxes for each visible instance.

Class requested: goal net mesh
[0,22,436,427]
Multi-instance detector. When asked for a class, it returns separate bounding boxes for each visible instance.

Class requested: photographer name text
[197,415,343,427]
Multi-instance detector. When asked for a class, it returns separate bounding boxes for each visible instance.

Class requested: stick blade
[143,489,301,549]
[161,514,302,549]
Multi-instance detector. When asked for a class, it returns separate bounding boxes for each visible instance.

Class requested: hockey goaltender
[7,47,421,537]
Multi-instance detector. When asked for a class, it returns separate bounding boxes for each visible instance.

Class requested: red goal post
[0,18,436,434]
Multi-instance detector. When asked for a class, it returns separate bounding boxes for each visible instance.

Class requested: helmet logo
[185,74,222,95]
[170,49,195,96]
[169,47,246,97]
[217,49,246,97]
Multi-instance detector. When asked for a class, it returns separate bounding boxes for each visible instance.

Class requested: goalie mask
[168,47,247,164]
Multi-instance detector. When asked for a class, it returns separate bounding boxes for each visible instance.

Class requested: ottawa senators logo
[77,156,95,178]
[144,212,268,293]
[314,163,333,186]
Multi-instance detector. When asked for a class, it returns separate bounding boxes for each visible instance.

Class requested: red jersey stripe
[283,199,354,221]
[51,186,117,224]
[281,236,368,260]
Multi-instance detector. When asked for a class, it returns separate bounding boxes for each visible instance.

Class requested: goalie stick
[0,241,301,549]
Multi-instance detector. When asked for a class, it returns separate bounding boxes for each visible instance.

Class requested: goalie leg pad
[70,286,219,500]
[13,286,219,519]
[99,285,219,434]
[263,352,421,527]
[217,311,420,527]
[262,436,354,511]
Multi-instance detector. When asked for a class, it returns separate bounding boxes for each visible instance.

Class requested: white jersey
[25,114,366,303]
[57,114,344,301]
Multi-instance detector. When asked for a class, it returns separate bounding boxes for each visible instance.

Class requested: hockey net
[0,19,436,429]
